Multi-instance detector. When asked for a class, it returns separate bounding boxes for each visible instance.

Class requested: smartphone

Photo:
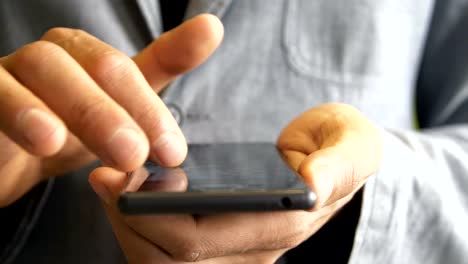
[118,143,316,214]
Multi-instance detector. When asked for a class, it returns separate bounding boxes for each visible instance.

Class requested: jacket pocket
[282,0,423,83]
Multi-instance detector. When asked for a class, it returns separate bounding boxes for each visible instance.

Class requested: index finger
[41,29,187,166]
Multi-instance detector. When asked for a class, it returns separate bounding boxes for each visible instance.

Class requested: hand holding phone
[119,143,316,214]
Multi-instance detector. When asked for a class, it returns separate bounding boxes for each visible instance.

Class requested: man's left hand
[89,103,383,263]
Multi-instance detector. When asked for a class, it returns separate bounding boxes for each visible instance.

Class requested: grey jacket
[0,0,467,263]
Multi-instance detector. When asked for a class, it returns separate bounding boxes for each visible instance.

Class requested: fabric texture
[0,0,467,263]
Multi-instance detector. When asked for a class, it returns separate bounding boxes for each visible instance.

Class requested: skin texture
[89,103,383,264]
[0,14,224,206]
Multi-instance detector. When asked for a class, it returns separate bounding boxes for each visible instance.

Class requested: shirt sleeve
[349,1,468,263]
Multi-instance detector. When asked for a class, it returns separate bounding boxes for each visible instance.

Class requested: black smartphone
[118,143,316,214]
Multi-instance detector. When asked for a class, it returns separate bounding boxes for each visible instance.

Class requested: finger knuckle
[0,68,14,99]
[90,52,137,87]
[14,41,62,70]
[42,28,88,48]
[132,103,165,136]
[69,97,109,131]
[42,27,75,40]
[323,102,357,113]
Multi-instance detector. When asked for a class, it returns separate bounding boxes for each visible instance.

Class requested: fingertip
[192,13,225,47]
[105,127,150,172]
[297,158,314,186]
[89,167,128,190]
[89,167,129,204]
[150,132,187,167]
[298,158,335,209]
[89,166,117,179]
[37,121,68,156]
[157,13,224,74]
[17,108,68,156]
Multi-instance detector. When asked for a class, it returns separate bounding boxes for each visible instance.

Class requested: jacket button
[166,103,183,126]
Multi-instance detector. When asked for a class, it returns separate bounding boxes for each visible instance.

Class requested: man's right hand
[0,14,224,206]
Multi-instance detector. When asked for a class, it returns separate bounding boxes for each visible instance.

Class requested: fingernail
[107,128,145,169]
[151,132,187,166]
[90,179,112,205]
[18,108,65,151]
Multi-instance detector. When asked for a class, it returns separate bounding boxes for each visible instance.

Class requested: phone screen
[128,143,308,193]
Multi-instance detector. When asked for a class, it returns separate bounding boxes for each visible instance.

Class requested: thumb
[298,139,380,209]
[89,167,128,206]
[297,147,352,209]
[133,14,224,92]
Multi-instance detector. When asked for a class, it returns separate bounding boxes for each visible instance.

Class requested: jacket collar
[135,0,232,38]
